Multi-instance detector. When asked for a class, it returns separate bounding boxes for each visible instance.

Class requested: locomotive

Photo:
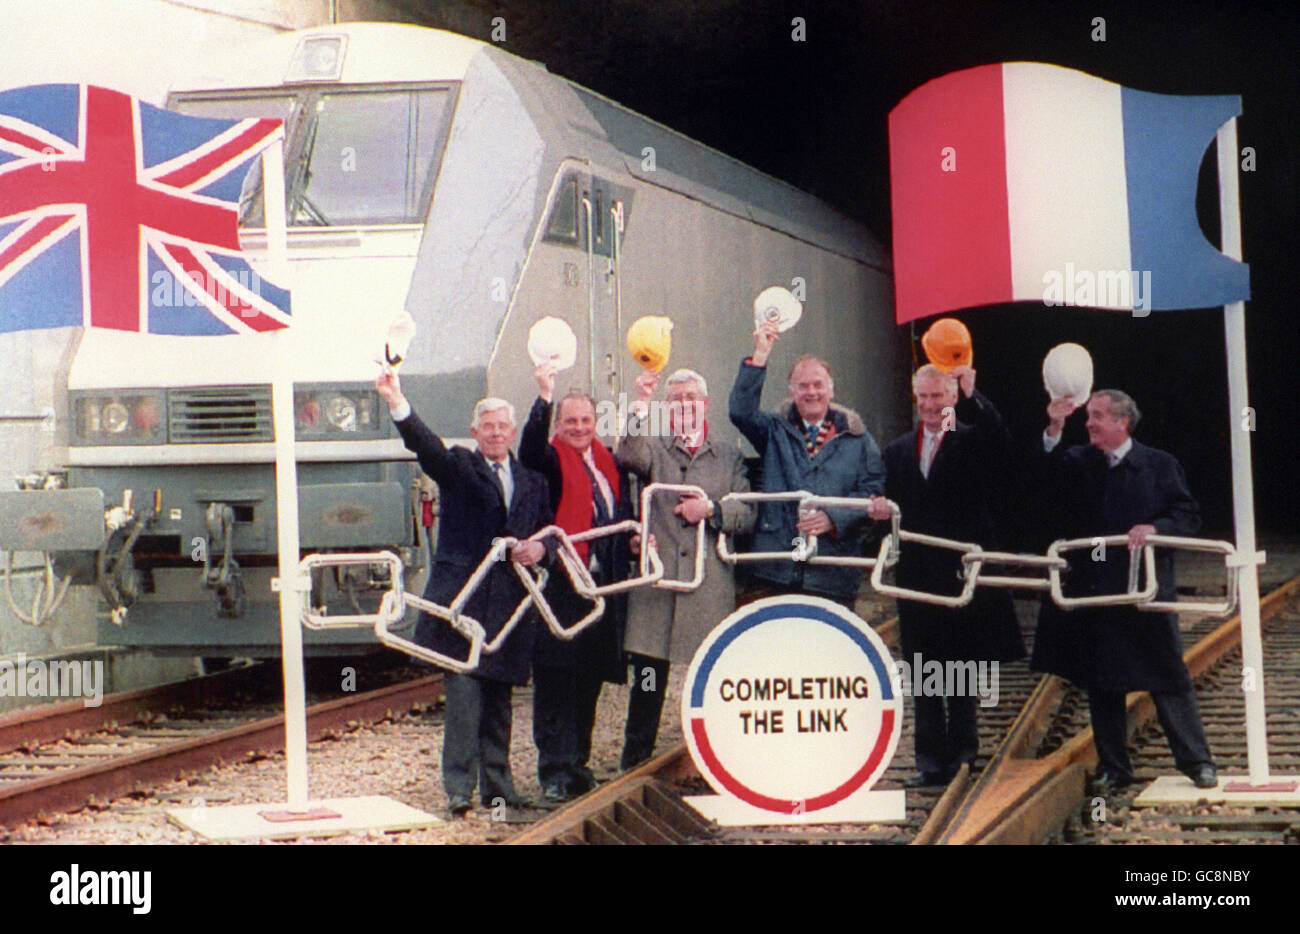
[4,22,908,656]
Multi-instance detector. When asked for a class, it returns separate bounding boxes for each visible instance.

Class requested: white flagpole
[1216,117,1271,786]
[262,136,310,808]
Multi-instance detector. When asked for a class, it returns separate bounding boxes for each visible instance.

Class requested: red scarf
[552,438,621,561]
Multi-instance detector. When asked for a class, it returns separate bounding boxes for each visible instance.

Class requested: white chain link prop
[299,503,1242,673]
[714,491,1241,616]
[299,540,543,673]
[716,491,901,567]
[519,524,608,640]
[638,483,708,591]
[299,550,406,629]
[870,527,985,609]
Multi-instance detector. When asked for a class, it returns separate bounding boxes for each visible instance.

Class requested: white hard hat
[527,316,578,371]
[383,312,416,368]
[753,286,802,332]
[1042,342,1094,402]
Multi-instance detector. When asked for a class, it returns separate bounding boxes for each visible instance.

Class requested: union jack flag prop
[0,83,290,335]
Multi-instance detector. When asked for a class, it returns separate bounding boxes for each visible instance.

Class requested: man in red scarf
[520,363,631,806]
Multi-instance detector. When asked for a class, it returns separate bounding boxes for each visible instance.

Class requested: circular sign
[682,596,901,815]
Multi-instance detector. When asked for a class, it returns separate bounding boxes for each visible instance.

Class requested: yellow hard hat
[920,318,973,372]
[627,316,673,372]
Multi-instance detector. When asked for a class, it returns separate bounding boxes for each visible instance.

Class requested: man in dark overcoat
[520,364,632,805]
[868,364,1025,786]
[377,368,551,816]
[1034,389,1216,791]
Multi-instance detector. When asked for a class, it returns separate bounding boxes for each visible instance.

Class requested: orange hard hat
[920,318,973,372]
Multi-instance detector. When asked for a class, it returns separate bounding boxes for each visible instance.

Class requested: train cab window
[171,85,456,228]
[171,94,303,227]
[297,88,453,225]
[544,175,579,244]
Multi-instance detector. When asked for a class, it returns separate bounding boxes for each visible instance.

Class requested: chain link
[298,490,1243,672]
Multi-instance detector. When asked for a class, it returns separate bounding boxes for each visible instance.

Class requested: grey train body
[33,24,907,655]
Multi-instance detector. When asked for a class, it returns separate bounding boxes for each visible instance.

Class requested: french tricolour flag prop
[888,63,1251,324]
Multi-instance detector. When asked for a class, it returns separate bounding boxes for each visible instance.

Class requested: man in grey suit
[616,367,755,768]
[1034,389,1216,792]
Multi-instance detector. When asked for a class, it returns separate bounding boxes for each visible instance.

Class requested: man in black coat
[520,363,631,806]
[377,368,552,816]
[1034,389,1216,791]
[868,364,1025,786]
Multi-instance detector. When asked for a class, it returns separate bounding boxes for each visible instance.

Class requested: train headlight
[293,385,385,440]
[102,402,131,434]
[323,394,357,432]
[71,391,166,445]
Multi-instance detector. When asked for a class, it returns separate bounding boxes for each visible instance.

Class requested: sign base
[1133,775,1300,808]
[683,788,906,826]
[166,795,440,841]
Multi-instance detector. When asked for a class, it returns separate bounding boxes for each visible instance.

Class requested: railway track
[512,576,1300,845]
[0,662,443,827]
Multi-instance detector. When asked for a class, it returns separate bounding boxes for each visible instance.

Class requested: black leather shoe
[534,786,570,810]
[903,770,951,788]
[482,793,534,809]
[1091,771,1133,793]
[447,795,473,817]
[1188,764,1218,789]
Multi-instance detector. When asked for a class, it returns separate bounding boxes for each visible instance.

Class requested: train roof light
[286,35,348,83]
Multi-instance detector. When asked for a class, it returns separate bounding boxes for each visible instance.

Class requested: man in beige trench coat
[616,367,755,768]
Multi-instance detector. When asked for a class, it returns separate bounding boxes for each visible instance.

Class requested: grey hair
[471,397,515,429]
[787,355,835,393]
[912,364,957,394]
[1091,389,1141,431]
[555,391,597,421]
[665,368,708,397]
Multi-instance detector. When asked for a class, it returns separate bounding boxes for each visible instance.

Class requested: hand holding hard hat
[527,316,578,371]
[534,360,558,403]
[920,318,973,372]
[376,311,417,371]
[752,286,802,333]
[627,316,673,372]
[1042,342,1093,403]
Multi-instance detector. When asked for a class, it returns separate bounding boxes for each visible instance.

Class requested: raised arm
[519,395,562,508]
[728,323,782,453]
[377,368,460,486]
[615,369,658,479]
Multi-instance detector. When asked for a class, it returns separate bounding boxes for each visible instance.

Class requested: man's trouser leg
[913,693,949,776]
[478,678,517,805]
[1088,689,1134,781]
[622,654,669,770]
[947,692,979,768]
[533,662,576,794]
[1152,689,1213,774]
[442,672,483,800]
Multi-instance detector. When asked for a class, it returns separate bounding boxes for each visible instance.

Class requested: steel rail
[0,672,443,827]
[923,574,1300,846]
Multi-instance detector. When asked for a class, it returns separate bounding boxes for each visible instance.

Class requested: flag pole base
[1133,775,1300,808]
[166,795,440,841]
